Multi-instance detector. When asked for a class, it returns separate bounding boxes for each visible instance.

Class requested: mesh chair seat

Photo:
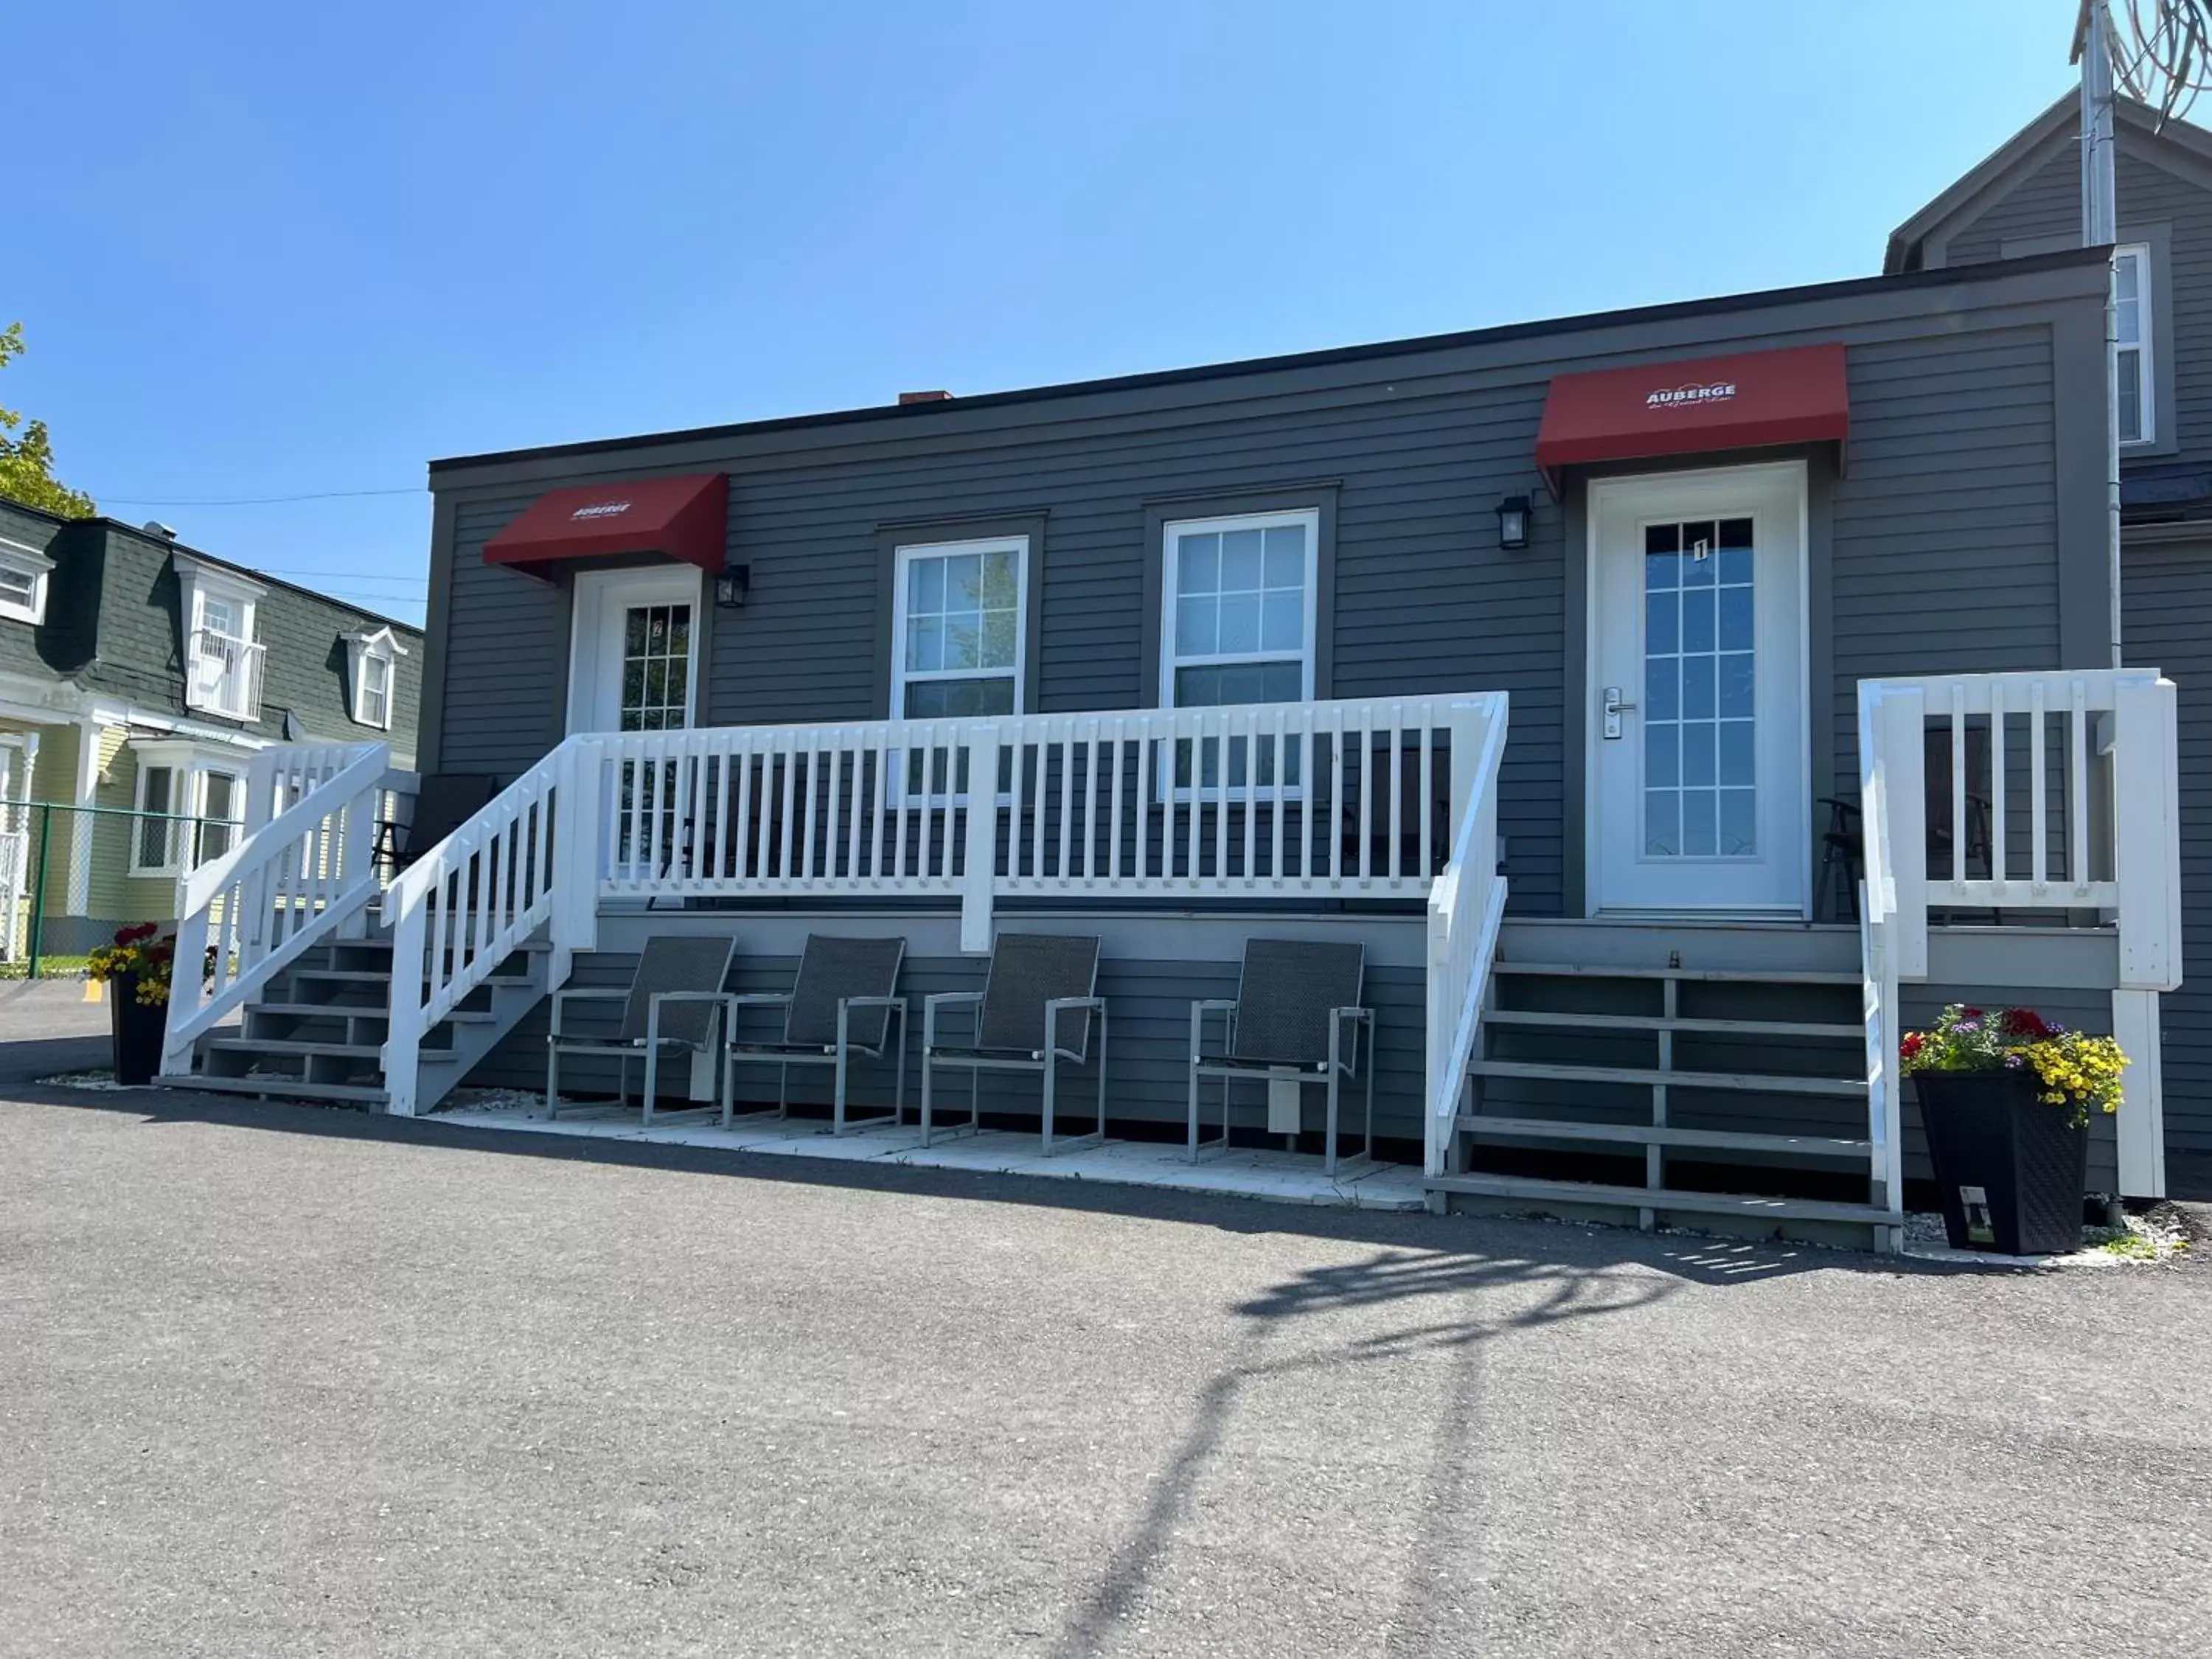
[720,935,908,1135]
[1189,938,1373,1175]
[545,933,738,1121]
[922,933,1107,1153]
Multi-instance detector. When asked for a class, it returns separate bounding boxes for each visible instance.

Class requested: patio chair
[723,934,908,1135]
[543,933,738,1122]
[1819,724,1994,922]
[1188,938,1373,1175]
[920,933,1108,1155]
[377,773,501,875]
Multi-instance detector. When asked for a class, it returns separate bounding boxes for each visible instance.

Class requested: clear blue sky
[8,1,2085,627]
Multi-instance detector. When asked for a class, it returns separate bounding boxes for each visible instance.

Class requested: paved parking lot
[4,1082,2208,1658]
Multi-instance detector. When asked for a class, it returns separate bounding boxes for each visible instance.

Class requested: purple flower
[2003,1052,2025,1068]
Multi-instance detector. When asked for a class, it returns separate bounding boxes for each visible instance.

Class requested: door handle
[1602,685,1636,740]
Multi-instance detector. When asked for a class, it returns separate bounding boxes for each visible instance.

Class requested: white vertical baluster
[1989,679,2006,897]
[2030,681,2049,894]
[889,727,907,882]
[1134,718,1151,884]
[1270,706,1288,885]
[1419,703,1436,879]
[800,737,821,883]
[2070,681,2090,892]
[1950,685,1966,891]
[779,731,799,881]
[1388,713,1405,883]
[1108,721,1126,884]
[1083,721,1102,884]
[1211,710,1229,888]
[1241,711,1257,888]
[1329,705,1346,886]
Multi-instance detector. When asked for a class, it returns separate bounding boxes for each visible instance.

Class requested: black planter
[108,973,169,1088]
[1916,1070,2089,1255]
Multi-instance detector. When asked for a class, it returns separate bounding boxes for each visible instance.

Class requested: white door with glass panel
[567,567,701,737]
[1590,463,1806,914]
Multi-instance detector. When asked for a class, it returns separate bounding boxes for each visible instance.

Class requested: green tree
[0,322,94,517]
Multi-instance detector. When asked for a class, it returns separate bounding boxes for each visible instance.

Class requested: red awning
[1534,344,1848,489]
[482,473,728,580]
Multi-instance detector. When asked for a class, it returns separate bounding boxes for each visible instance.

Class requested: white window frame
[888,535,1029,805]
[0,538,54,626]
[128,742,248,877]
[1157,509,1319,712]
[2117,243,2157,447]
[1157,509,1320,802]
[173,554,268,720]
[344,626,410,731]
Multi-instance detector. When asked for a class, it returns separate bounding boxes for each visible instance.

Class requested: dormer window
[0,538,52,626]
[344,626,409,731]
[173,555,267,721]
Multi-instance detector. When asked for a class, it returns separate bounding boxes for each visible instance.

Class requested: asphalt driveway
[3,1087,2208,1658]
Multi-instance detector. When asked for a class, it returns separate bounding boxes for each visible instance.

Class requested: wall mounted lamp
[714,563,752,608]
[1495,495,1533,552]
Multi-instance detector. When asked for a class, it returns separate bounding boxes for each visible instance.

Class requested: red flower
[1960,1007,1985,1022]
[1900,1033,1924,1060]
[114,922,159,945]
[2001,1008,2052,1040]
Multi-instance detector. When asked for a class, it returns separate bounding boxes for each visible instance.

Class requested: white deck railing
[379,694,1507,1114]
[161,742,389,1077]
[1423,701,1509,1177]
[1857,667,2181,1207]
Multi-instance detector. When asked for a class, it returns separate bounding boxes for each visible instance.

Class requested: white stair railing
[1857,667,2182,1206]
[1423,697,1510,1177]
[162,742,389,1077]
[383,742,585,1116]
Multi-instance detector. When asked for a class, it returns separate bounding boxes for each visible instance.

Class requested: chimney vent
[143,521,178,540]
[898,390,953,406]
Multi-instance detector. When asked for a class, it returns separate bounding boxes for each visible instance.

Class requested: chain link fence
[0,799,241,977]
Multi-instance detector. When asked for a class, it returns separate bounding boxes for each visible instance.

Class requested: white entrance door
[566,566,703,737]
[1590,462,1807,914]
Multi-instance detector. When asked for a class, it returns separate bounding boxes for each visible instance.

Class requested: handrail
[161,741,388,1076]
[382,740,582,1116]
[1423,696,1510,1177]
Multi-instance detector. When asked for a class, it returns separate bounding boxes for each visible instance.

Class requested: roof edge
[430,246,2113,480]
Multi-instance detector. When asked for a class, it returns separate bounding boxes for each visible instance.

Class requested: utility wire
[91,487,421,507]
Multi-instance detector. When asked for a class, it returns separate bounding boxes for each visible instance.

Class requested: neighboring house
[0,495,422,953]
[155,240,2188,1253]
[1886,90,2212,1177]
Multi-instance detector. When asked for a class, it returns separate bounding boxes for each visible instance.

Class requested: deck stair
[157,927,552,1110]
[1426,919,1897,1244]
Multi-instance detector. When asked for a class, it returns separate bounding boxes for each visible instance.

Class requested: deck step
[1453,1114,1871,1158]
[208,1038,383,1060]
[1493,961,1860,986]
[1484,1010,1863,1039]
[156,1074,389,1107]
[1466,1058,1865,1096]
[1424,1173,1897,1228]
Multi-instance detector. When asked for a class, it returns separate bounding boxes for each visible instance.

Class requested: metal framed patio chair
[376,772,501,876]
[543,933,737,1123]
[1188,938,1373,1175]
[723,934,908,1135]
[920,933,1108,1155]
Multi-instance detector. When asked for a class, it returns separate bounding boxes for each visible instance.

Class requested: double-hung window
[175,557,266,720]
[345,627,407,731]
[2116,243,2156,445]
[131,745,245,875]
[1160,509,1318,790]
[890,538,1028,799]
[0,538,53,625]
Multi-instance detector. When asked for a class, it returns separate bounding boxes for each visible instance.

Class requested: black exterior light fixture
[1495,494,1533,551]
[714,562,751,608]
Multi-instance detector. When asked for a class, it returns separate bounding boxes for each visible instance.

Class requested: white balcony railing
[379,695,1508,1114]
[1859,667,2181,1208]
[187,628,266,721]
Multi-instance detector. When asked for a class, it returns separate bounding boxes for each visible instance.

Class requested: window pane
[1718,653,1754,719]
[908,615,943,672]
[142,766,173,816]
[1720,787,1757,856]
[1175,659,1302,707]
[911,556,945,613]
[978,549,1018,608]
[1177,532,1219,595]
[1262,525,1305,588]
[1644,790,1679,858]
[904,675,1015,718]
[1719,720,1756,787]
[0,569,35,606]
[1260,590,1303,653]
[942,611,982,671]
[945,553,981,608]
[1718,586,1753,652]
[981,611,1017,666]
[1219,528,1264,591]
[1645,723,1678,787]
[1683,585,1716,654]
[1682,720,1717,787]
[1645,655,1679,723]
[1646,589,1677,655]
[2118,349,2143,444]
[1217,592,1261,654]
[1175,596,1217,655]
[1683,655,1717,720]
[1682,789,1717,857]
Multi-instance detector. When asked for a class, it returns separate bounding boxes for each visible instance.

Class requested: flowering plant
[1899,1004,2127,1127]
[86,923,185,1006]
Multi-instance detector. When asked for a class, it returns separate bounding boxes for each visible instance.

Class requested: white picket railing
[1857,667,2181,1210]
[380,694,1506,1114]
[1423,699,1510,1177]
[161,742,389,1077]
[381,744,577,1116]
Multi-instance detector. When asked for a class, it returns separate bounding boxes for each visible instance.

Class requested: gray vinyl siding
[431,256,2110,921]
[1826,324,2062,793]
[1944,133,2212,476]
[2124,535,2212,1156]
